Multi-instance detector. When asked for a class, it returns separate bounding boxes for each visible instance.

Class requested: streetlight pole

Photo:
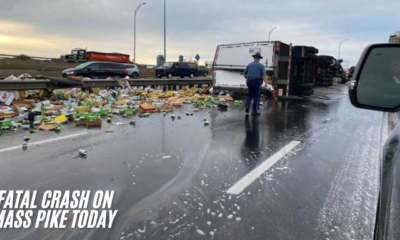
[338,39,349,60]
[268,26,280,43]
[164,0,167,63]
[134,2,146,64]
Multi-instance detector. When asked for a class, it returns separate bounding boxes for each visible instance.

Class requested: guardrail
[0,54,58,61]
[0,78,213,91]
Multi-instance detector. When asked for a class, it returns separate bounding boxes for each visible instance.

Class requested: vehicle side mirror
[349,44,400,112]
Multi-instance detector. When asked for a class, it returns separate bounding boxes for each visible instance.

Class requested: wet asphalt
[0,84,383,240]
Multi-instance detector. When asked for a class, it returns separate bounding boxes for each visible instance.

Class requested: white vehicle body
[213,42,275,92]
[124,64,140,78]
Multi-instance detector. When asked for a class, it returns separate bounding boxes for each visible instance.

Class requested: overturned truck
[212,41,319,97]
[290,46,319,95]
[316,55,346,86]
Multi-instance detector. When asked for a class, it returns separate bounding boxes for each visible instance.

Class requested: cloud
[0,0,399,66]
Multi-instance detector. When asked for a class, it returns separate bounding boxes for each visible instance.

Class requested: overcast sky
[0,0,399,67]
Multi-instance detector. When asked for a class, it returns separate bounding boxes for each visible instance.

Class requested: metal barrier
[0,78,213,91]
[0,54,57,61]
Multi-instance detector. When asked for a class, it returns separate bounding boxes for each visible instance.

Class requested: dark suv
[62,61,129,79]
[156,62,198,78]
[348,66,356,79]
[197,66,209,77]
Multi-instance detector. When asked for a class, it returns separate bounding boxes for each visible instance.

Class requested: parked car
[62,61,129,79]
[197,66,209,77]
[349,43,400,240]
[156,62,198,78]
[124,63,140,78]
[348,66,356,79]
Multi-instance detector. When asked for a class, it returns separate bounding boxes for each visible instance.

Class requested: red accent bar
[86,52,130,63]
[275,42,281,53]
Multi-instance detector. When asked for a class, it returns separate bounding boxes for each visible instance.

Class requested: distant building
[157,55,165,67]
[179,55,184,62]
[389,31,400,43]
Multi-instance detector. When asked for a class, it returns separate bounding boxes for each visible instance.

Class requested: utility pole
[164,0,167,63]
[268,26,280,43]
[338,39,349,60]
[134,3,146,64]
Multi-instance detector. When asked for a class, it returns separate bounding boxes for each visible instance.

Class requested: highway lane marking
[0,132,89,154]
[227,141,301,195]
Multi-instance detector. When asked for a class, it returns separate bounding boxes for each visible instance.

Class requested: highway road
[0,84,384,240]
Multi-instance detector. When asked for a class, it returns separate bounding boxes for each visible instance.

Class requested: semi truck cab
[64,48,130,64]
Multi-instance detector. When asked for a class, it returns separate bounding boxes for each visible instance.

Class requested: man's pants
[245,79,262,111]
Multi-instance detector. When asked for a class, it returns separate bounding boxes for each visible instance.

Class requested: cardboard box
[140,102,155,112]
[75,120,87,127]
[87,119,102,128]
[0,91,15,106]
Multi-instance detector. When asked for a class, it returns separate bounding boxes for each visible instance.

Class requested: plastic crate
[1,120,12,129]
[125,109,133,116]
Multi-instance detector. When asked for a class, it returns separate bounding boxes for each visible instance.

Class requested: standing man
[244,52,269,116]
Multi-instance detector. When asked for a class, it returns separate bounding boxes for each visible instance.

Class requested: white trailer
[212,41,292,96]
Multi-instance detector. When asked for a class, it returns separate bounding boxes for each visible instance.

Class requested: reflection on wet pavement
[0,85,382,240]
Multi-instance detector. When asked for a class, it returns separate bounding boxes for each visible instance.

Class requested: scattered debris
[112,122,126,126]
[22,141,28,150]
[224,94,234,101]
[196,229,206,236]
[77,149,87,158]
[218,103,229,111]
[39,124,58,131]
[23,134,30,142]
[87,118,102,128]
[0,83,237,134]
[54,114,67,123]
[54,125,61,133]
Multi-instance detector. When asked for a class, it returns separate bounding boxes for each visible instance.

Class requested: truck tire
[189,74,194,78]
[302,89,314,96]
[168,74,173,79]
[298,83,313,90]
[321,78,330,86]
[132,73,139,79]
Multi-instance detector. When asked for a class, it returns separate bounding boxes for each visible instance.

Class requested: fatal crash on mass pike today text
[0,190,118,229]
